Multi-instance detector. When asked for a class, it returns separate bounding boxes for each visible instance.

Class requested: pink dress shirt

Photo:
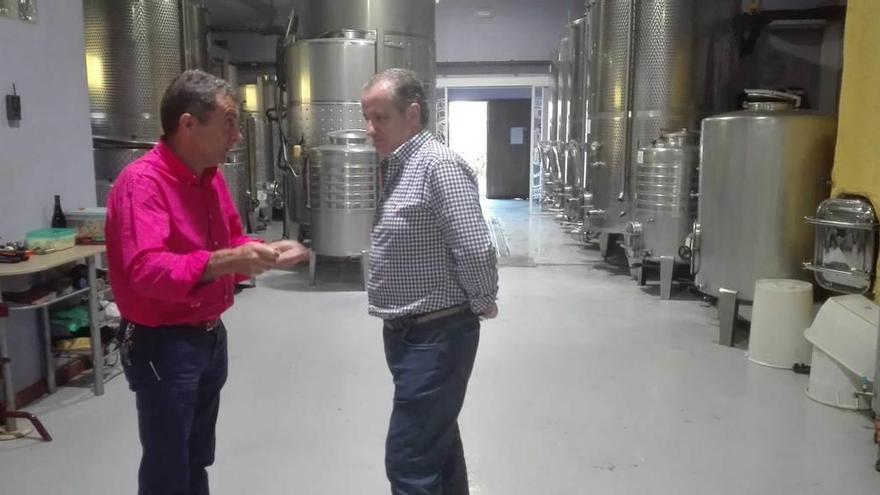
[105,140,254,327]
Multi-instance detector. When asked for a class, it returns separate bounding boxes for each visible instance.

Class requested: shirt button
[213,241,219,247]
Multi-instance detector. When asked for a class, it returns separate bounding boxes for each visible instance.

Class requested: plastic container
[25,228,76,253]
[65,207,107,244]
[803,295,878,410]
[747,279,814,368]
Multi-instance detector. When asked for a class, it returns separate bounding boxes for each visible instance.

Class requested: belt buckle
[204,319,220,332]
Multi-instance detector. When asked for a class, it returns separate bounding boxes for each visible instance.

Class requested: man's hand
[269,240,311,268]
[481,302,498,320]
[234,242,280,276]
[202,242,279,281]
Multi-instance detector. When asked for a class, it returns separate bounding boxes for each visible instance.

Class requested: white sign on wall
[510,127,524,145]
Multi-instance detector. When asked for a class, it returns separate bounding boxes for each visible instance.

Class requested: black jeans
[119,320,228,495]
[383,311,481,495]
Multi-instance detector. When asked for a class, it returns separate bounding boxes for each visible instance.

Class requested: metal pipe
[802,263,871,282]
[621,0,638,205]
[209,25,284,35]
[804,217,879,231]
[283,7,298,46]
[92,136,156,148]
[550,144,563,182]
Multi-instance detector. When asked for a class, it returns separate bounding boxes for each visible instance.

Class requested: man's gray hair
[364,68,430,128]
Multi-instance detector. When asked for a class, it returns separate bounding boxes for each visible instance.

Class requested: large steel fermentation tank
[241,81,277,229]
[569,2,601,224]
[543,39,569,214]
[244,111,273,227]
[538,48,565,213]
[694,91,836,342]
[561,17,590,229]
[92,140,155,207]
[220,145,252,231]
[83,0,209,205]
[284,0,436,238]
[583,0,698,257]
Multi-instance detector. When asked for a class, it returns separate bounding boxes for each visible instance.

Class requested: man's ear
[178,113,195,134]
[407,102,421,125]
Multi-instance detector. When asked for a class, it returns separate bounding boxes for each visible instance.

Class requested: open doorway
[448,100,488,195]
[444,87,533,200]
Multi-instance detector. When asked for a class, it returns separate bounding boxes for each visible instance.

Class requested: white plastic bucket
[747,279,813,368]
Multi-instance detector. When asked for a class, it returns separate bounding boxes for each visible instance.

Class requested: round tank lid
[657,128,699,148]
[743,89,801,111]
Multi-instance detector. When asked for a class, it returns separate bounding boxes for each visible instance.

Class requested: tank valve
[625,221,643,236]
[678,245,692,260]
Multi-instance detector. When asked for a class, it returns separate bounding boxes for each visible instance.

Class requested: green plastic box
[25,228,76,253]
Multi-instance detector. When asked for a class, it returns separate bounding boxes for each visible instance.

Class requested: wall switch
[6,94,21,121]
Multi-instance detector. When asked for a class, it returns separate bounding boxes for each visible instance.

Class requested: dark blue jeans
[119,321,228,495]
[383,311,481,495]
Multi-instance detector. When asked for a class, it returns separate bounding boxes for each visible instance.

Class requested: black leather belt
[384,303,471,330]
[124,319,221,333]
[188,319,221,332]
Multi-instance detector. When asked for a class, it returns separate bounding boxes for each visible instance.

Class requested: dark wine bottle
[51,195,67,228]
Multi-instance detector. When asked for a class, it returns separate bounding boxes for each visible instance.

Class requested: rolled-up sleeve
[427,158,499,313]
[120,177,217,302]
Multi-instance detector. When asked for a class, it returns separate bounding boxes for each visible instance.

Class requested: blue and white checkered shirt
[367,130,498,320]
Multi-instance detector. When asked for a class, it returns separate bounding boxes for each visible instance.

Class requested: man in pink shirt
[105,69,309,495]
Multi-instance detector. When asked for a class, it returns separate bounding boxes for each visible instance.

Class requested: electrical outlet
[6,94,21,121]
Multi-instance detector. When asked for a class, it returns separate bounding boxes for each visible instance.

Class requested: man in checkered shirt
[361,68,499,495]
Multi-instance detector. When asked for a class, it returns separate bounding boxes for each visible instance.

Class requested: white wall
[0,0,95,393]
[0,0,95,242]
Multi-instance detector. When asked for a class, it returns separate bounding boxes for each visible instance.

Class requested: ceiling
[203,0,586,29]
[203,0,297,29]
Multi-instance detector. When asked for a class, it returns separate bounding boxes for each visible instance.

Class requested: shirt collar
[385,130,432,167]
[155,138,217,186]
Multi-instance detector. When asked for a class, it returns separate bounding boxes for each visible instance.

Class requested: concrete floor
[1,200,878,494]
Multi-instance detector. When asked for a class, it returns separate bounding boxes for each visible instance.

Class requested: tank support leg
[599,233,611,259]
[360,250,369,292]
[636,264,647,286]
[660,256,675,300]
[718,288,739,346]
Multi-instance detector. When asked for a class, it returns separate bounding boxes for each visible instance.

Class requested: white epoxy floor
[1,200,877,494]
